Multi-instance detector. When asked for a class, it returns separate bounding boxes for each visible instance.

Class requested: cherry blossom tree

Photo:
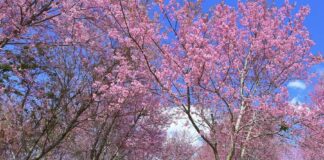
[296,75,324,160]
[0,35,167,160]
[0,0,322,159]
[161,131,198,160]
[130,0,320,159]
[0,0,167,159]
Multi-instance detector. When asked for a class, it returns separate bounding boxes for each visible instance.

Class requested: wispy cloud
[289,97,310,115]
[287,80,306,90]
[289,97,304,106]
[165,107,208,146]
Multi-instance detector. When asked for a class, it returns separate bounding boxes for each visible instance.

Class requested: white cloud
[289,97,310,115]
[287,80,306,90]
[289,97,302,106]
[165,107,208,146]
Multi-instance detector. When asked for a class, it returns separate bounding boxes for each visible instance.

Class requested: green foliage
[19,63,38,70]
[46,92,55,99]
[279,124,289,132]
[0,64,12,72]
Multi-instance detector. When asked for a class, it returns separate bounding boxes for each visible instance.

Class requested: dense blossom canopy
[0,0,323,160]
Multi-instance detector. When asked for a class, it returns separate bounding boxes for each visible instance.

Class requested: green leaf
[46,92,55,98]
[280,124,289,132]
[0,64,12,72]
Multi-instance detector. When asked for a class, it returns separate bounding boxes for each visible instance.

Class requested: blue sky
[281,0,324,103]
[202,0,324,103]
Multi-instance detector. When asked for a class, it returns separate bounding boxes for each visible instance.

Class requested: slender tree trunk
[240,112,256,159]
[227,55,250,160]
[212,146,220,160]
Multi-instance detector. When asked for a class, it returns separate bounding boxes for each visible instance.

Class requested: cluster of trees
[0,0,323,159]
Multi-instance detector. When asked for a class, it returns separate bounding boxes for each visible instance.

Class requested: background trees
[1,1,167,159]
[0,0,323,160]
